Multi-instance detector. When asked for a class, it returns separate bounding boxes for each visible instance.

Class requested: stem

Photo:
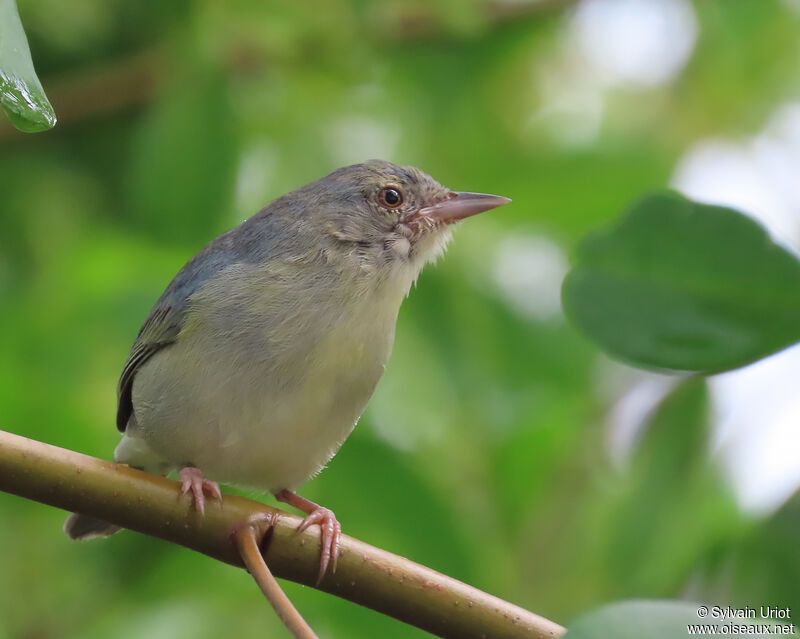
[0,428,565,639]
[235,518,318,639]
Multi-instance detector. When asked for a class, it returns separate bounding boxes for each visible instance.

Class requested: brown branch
[235,517,318,639]
[0,428,564,639]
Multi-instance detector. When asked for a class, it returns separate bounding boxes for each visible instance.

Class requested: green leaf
[565,600,781,638]
[562,192,800,373]
[0,0,56,132]
[602,379,742,593]
[127,67,237,243]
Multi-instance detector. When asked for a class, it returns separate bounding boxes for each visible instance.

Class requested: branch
[235,518,318,639]
[0,428,565,639]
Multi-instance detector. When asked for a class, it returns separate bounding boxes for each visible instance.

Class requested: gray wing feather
[116,304,183,431]
[115,194,307,432]
[115,227,246,432]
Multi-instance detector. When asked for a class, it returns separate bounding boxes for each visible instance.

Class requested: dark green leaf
[0,0,56,132]
[562,192,800,372]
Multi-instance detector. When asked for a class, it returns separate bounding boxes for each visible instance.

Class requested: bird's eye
[378,187,403,208]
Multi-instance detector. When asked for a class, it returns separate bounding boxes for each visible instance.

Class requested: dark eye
[378,187,403,208]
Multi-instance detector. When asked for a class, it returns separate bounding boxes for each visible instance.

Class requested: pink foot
[275,490,342,584]
[297,506,342,583]
[179,467,222,516]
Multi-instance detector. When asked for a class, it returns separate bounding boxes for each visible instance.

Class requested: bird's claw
[179,467,222,516]
[296,506,342,584]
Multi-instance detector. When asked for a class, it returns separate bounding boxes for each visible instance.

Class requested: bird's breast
[132,260,410,490]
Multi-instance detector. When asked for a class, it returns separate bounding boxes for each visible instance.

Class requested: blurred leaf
[707,492,800,626]
[127,65,237,243]
[604,378,741,593]
[0,0,56,132]
[565,600,780,638]
[525,377,743,619]
[562,192,800,373]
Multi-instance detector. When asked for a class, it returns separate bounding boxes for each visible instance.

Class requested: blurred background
[2,0,800,637]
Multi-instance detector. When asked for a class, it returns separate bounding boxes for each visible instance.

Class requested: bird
[63,160,510,581]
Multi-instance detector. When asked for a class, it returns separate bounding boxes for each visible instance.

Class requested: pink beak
[418,191,511,225]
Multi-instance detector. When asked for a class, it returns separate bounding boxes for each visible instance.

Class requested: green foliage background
[1,1,799,637]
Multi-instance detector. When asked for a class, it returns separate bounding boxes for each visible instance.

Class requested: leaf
[565,600,781,638]
[0,0,56,132]
[599,378,744,595]
[127,66,237,243]
[562,192,800,373]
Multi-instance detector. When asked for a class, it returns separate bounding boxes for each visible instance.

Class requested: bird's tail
[63,513,122,540]
[62,431,173,540]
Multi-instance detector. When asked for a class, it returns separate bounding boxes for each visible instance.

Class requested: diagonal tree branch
[0,428,564,639]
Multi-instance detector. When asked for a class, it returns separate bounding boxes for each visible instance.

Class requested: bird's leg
[178,466,222,516]
[274,489,342,584]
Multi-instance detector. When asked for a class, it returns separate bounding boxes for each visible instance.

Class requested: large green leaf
[565,600,781,638]
[562,192,800,373]
[0,0,55,132]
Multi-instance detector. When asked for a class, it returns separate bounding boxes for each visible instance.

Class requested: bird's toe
[178,467,223,516]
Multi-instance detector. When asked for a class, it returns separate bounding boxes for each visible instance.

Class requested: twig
[0,428,565,639]
[235,516,318,639]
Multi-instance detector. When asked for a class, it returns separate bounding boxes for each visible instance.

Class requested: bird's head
[304,160,510,274]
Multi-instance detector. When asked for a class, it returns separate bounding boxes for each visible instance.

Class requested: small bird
[64,160,509,580]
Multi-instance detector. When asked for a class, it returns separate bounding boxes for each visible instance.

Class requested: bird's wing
[115,204,293,432]
[115,228,244,432]
[116,301,184,431]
